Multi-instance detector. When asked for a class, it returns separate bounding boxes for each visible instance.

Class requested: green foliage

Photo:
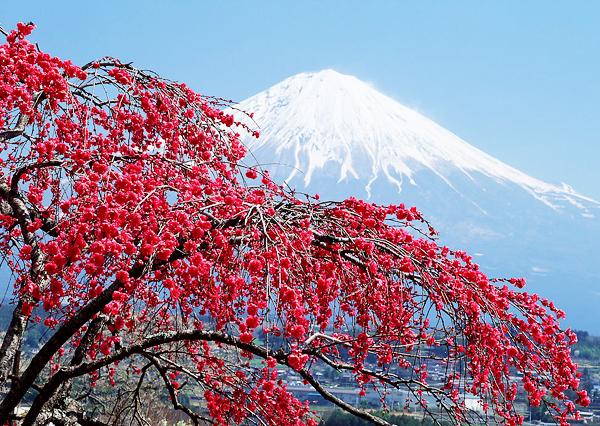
[572,330,600,361]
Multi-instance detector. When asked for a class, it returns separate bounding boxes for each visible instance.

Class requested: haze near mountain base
[231,69,600,333]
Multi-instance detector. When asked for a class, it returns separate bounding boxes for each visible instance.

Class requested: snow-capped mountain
[230,70,600,332]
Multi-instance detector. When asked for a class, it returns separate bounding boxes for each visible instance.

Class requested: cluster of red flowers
[0,24,589,426]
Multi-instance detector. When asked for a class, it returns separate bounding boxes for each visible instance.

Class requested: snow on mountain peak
[231,70,598,213]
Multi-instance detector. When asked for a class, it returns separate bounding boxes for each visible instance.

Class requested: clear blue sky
[3,1,599,200]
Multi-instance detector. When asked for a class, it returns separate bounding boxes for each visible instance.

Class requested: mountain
[229,70,600,333]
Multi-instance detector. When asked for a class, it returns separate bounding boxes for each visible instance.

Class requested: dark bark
[0,91,46,143]
[23,317,108,426]
[21,328,395,426]
[0,301,28,390]
[0,180,48,392]
[0,229,200,423]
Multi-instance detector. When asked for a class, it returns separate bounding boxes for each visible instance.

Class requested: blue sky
[3,1,600,200]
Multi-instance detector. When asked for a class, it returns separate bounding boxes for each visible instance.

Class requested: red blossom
[246,168,258,179]
[0,28,586,426]
[16,22,35,39]
[239,332,254,344]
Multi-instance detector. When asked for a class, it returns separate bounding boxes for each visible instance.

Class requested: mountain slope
[236,70,598,217]
[229,69,600,332]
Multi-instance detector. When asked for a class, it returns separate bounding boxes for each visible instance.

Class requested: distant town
[3,304,599,426]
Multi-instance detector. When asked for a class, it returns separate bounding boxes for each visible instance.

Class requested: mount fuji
[230,70,600,332]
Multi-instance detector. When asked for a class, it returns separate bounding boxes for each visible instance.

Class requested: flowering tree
[0,23,589,426]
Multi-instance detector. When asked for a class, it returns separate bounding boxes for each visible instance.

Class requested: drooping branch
[141,353,211,426]
[10,160,65,196]
[0,90,46,142]
[296,368,391,426]
[24,327,401,426]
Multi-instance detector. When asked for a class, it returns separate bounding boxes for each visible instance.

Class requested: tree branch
[142,353,211,426]
[10,160,65,197]
[0,91,46,143]
[296,368,392,426]
[0,178,50,392]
